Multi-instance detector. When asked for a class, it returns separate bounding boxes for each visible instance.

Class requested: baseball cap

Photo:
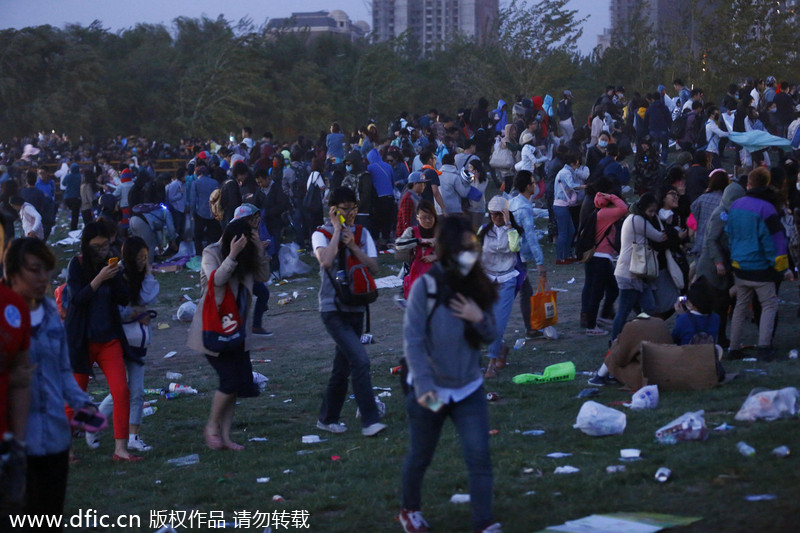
[232,203,259,220]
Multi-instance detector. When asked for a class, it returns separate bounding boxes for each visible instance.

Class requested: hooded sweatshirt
[61,163,82,200]
[493,99,508,133]
[366,148,394,197]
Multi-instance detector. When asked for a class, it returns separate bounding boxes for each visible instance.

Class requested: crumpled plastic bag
[278,243,311,277]
[573,401,626,436]
[176,301,196,322]
[626,385,659,410]
[734,387,800,422]
[655,410,708,444]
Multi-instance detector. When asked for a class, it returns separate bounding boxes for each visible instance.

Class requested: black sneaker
[727,349,746,360]
[588,373,620,387]
[252,327,274,337]
[526,329,545,339]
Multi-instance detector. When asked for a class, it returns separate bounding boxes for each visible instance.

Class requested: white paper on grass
[548,514,662,533]
[374,275,404,289]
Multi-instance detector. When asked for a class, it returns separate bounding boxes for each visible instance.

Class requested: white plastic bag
[627,385,659,410]
[278,243,311,277]
[734,387,800,422]
[573,401,627,436]
[176,301,196,322]
[655,410,708,444]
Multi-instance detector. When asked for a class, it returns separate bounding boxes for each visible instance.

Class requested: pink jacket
[594,193,628,257]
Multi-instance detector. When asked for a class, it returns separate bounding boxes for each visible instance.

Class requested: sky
[1,0,609,55]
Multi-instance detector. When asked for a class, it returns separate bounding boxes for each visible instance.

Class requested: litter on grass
[450,494,470,504]
[735,387,800,421]
[655,410,707,444]
[374,275,404,289]
[301,435,326,444]
[256,477,270,483]
[574,401,626,436]
[513,361,575,384]
[163,351,177,359]
[522,430,546,436]
[167,454,200,466]
[554,466,580,474]
[625,385,659,410]
[546,452,572,458]
[745,494,777,501]
[248,437,268,442]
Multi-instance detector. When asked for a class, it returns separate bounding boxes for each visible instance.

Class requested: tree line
[1,0,796,143]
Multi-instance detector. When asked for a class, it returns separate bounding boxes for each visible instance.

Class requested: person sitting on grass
[672,278,720,346]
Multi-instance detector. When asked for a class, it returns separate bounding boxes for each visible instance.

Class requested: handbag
[490,143,514,170]
[201,269,246,352]
[530,278,558,330]
[629,216,659,279]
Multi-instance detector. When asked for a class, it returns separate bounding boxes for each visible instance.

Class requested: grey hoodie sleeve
[403,275,436,398]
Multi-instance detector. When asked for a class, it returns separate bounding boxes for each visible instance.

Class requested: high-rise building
[267,10,370,41]
[373,0,499,55]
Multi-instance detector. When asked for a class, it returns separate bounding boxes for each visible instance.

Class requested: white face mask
[457,251,479,276]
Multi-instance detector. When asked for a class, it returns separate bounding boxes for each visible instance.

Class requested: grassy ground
[44,172,800,532]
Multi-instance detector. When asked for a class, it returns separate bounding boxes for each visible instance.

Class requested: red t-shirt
[0,284,31,435]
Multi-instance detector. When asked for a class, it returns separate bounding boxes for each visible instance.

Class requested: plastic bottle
[737,441,756,456]
[166,453,200,466]
[165,372,183,380]
[144,388,163,395]
[142,406,158,417]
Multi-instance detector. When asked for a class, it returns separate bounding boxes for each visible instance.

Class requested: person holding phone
[92,236,159,453]
[4,237,98,519]
[399,216,500,533]
[65,221,137,461]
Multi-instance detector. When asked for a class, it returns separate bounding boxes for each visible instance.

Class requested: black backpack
[670,109,690,139]
[575,208,620,263]
[302,174,322,213]
[690,113,708,147]
[290,163,309,208]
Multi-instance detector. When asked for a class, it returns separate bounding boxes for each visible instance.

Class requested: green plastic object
[512,361,576,384]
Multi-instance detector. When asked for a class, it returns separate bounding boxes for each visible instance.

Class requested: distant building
[373,0,499,55]
[267,10,369,41]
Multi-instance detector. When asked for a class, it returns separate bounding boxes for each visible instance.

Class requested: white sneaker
[362,422,387,437]
[85,431,100,450]
[479,523,503,533]
[127,435,152,452]
[316,420,348,434]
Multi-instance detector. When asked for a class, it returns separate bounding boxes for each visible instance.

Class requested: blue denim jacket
[509,194,544,266]
[27,298,92,456]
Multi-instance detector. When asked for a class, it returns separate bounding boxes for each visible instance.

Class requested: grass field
[42,184,800,533]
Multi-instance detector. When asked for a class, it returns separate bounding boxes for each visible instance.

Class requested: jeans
[170,208,186,243]
[650,130,670,164]
[319,311,379,427]
[581,257,618,329]
[64,197,81,231]
[729,276,779,349]
[612,287,655,340]
[402,387,494,531]
[553,205,574,260]
[488,277,517,359]
[252,281,270,329]
[99,349,146,427]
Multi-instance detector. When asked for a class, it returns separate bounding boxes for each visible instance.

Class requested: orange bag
[530,278,558,330]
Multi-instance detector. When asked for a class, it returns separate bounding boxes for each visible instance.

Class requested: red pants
[70,340,130,439]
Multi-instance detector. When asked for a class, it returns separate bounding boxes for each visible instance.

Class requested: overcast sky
[1,0,609,55]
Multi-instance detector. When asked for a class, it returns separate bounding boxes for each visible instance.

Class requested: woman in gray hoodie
[399,216,501,533]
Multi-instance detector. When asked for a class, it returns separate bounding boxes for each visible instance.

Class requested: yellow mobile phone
[336,210,346,225]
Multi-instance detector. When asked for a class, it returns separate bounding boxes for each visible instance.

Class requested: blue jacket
[672,312,720,345]
[27,298,93,456]
[644,100,672,133]
[193,174,219,220]
[62,164,82,200]
[366,149,394,197]
[509,194,544,265]
[493,99,508,133]
[726,190,788,278]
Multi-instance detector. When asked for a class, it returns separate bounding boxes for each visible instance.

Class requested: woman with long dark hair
[187,218,270,451]
[93,236,159,452]
[65,221,137,461]
[399,216,500,533]
[395,200,438,300]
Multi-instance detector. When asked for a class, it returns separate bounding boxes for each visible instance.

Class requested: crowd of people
[1,75,800,533]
